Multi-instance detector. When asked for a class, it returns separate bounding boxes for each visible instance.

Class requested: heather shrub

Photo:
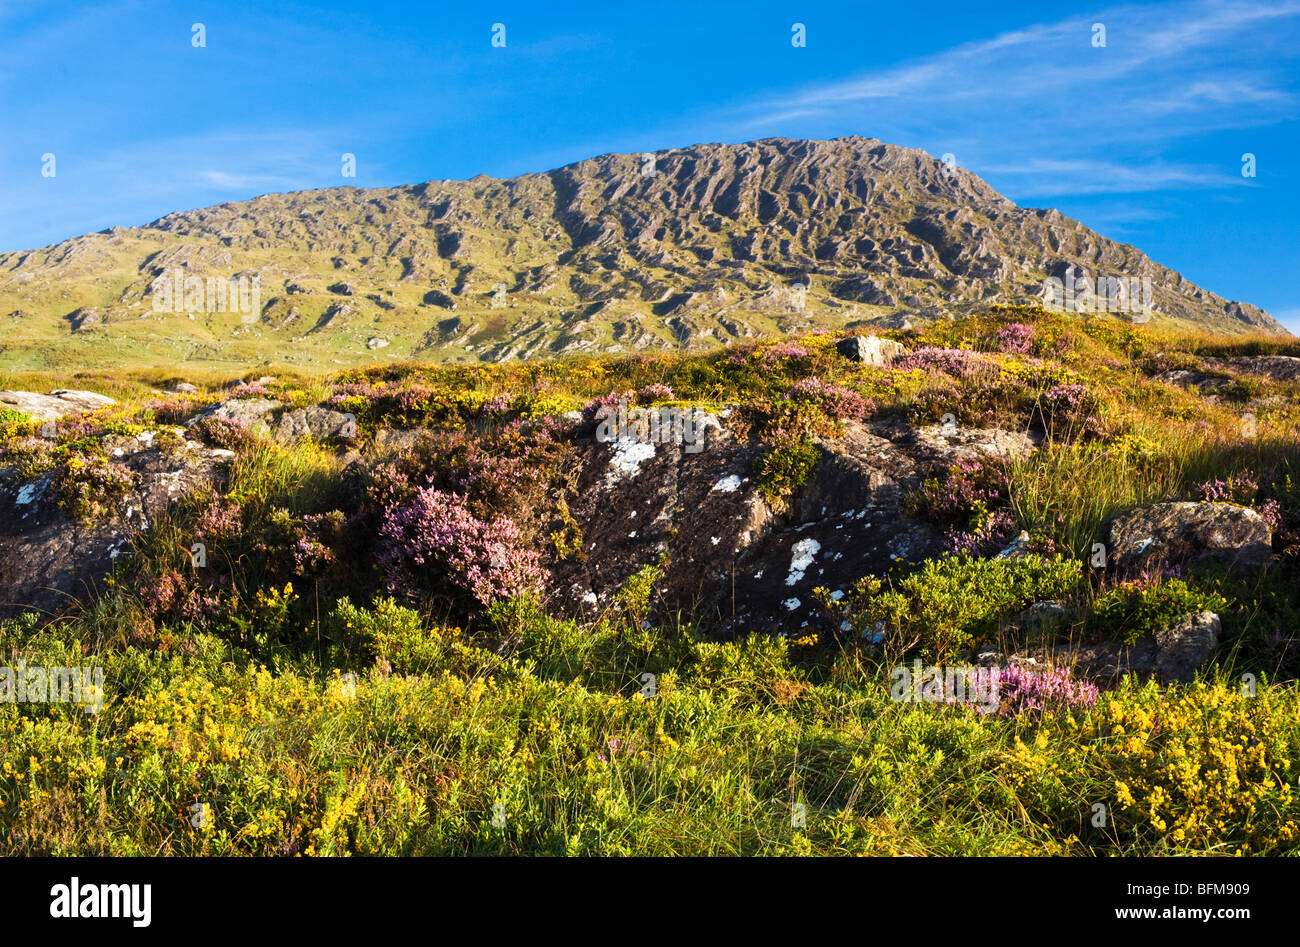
[759,341,810,368]
[905,457,1009,529]
[195,495,245,541]
[994,664,1098,718]
[148,396,205,426]
[905,457,1019,556]
[53,453,135,524]
[907,381,968,425]
[378,486,544,608]
[1034,382,1100,437]
[368,426,575,538]
[0,434,55,480]
[636,383,674,403]
[893,347,998,379]
[227,382,273,399]
[581,389,635,424]
[191,415,255,451]
[1195,471,1259,505]
[254,507,349,577]
[994,323,1036,355]
[784,377,870,422]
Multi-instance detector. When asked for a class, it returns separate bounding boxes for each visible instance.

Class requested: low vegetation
[3,305,1300,854]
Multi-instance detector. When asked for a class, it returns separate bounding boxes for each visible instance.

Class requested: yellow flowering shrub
[1015,680,1300,853]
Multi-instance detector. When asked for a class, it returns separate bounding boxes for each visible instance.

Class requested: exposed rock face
[0,431,233,619]
[185,397,282,432]
[0,390,117,422]
[553,417,1033,635]
[1206,355,1300,383]
[67,308,102,331]
[835,335,908,366]
[1105,501,1272,576]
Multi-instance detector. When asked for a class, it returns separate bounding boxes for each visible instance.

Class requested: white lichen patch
[605,438,657,486]
[711,474,742,493]
[786,538,821,586]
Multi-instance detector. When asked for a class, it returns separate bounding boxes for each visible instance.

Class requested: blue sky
[2,0,1298,329]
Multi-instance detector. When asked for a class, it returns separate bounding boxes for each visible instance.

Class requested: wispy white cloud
[978,158,1241,195]
[732,0,1300,198]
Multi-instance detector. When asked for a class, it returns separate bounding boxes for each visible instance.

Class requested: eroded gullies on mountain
[0,138,1284,376]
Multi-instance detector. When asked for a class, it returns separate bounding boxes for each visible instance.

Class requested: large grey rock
[1024,610,1220,684]
[1105,501,1272,576]
[0,389,117,422]
[552,417,1035,636]
[1208,355,1300,384]
[272,406,355,444]
[1031,639,1158,683]
[835,335,907,367]
[68,308,101,331]
[185,397,282,432]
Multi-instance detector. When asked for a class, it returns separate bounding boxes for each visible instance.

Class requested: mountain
[0,136,1284,372]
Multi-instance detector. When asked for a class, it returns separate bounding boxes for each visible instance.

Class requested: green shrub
[755,434,819,512]
[1089,578,1229,645]
[328,595,492,675]
[831,553,1083,659]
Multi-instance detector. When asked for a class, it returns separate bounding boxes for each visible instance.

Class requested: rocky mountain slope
[0,137,1283,372]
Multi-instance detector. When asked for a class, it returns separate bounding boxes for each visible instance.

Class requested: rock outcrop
[835,335,908,366]
[1105,501,1272,576]
[0,429,234,619]
[554,416,1035,636]
[1018,611,1221,684]
[0,390,117,422]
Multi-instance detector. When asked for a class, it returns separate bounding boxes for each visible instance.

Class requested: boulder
[552,417,1032,636]
[1208,355,1300,384]
[835,335,907,366]
[1030,638,1158,683]
[1023,610,1220,684]
[1105,501,1272,576]
[68,308,102,331]
[0,389,117,422]
[185,397,282,432]
[272,406,356,444]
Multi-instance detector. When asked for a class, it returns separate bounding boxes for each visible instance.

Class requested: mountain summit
[0,137,1282,370]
